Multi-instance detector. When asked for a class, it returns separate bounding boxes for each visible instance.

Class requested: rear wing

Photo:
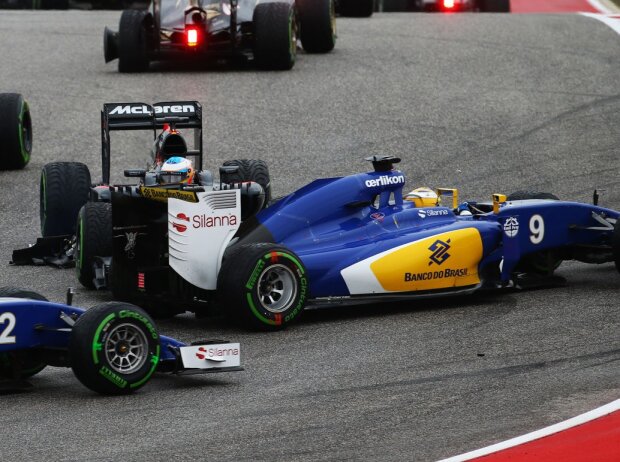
[100,101,203,184]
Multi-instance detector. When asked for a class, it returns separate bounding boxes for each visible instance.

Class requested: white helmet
[160,156,194,184]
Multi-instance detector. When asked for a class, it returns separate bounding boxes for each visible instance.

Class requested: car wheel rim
[105,323,148,374]
[257,264,297,313]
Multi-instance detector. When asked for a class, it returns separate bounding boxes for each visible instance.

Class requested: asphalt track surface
[0,11,619,462]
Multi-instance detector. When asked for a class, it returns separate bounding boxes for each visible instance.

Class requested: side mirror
[124,169,147,178]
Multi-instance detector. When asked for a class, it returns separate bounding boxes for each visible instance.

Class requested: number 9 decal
[0,312,17,344]
[529,214,545,244]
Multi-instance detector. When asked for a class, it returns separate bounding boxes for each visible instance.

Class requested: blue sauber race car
[0,287,241,394]
[211,155,619,329]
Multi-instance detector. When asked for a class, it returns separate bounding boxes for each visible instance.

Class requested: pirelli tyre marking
[341,228,483,294]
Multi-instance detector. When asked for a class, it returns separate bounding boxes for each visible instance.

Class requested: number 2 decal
[529,214,545,244]
[0,312,17,344]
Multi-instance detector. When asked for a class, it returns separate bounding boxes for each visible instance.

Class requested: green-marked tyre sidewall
[244,251,308,327]
[70,304,160,394]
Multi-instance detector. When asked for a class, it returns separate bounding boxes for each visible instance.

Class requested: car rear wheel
[254,2,297,70]
[118,9,151,73]
[40,162,91,237]
[0,93,32,170]
[76,202,112,289]
[508,190,562,274]
[221,159,272,205]
[218,243,308,331]
[0,287,48,379]
[298,0,336,53]
[70,302,160,395]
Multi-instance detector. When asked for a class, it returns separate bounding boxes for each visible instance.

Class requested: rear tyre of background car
[218,243,308,331]
[118,9,151,73]
[254,2,297,70]
[0,287,48,379]
[40,162,91,237]
[75,202,112,289]
[338,0,374,17]
[69,302,160,395]
[0,93,32,170]
[298,0,336,53]
[220,159,272,205]
[508,190,562,274]
[478,0,510,12]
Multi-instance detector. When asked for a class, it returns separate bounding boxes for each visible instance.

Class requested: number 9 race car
[13,144,620,332]
[0,287,241,395]
[0,93,32,170]
[103,0,337,72]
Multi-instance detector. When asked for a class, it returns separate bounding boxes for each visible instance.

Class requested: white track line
[437,398,620,462]
[580,12,620,35]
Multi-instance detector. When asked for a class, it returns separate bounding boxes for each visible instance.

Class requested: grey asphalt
[0,10,619,462]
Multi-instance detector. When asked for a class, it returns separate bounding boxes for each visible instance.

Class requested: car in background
[104,0,336,72]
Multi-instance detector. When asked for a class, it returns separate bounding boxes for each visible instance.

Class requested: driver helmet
[405,187,438,207]
[160,156,195,184]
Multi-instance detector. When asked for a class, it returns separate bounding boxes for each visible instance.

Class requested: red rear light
[186,27,199,47]
[443,0,455,8]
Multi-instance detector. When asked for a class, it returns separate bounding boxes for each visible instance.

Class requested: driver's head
[160,156,195,184]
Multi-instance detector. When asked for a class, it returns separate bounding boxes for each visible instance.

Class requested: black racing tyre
[0,93,32,170]
[298,0,336,53]
[254,2,297,70]
[118,9,151,73]
[76,202,112,289]
[508,191,562,274]
[69,302,160,395]
[478,0,510,12]
[0,287,47,379]
[40,162,91,237]
[613,219,620,274]
[218,243,308,330]
[338,0,374,17]
[221,159,272,204]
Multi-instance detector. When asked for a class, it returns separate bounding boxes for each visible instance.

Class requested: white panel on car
[168,189,241,290]
[180,343,241,369]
